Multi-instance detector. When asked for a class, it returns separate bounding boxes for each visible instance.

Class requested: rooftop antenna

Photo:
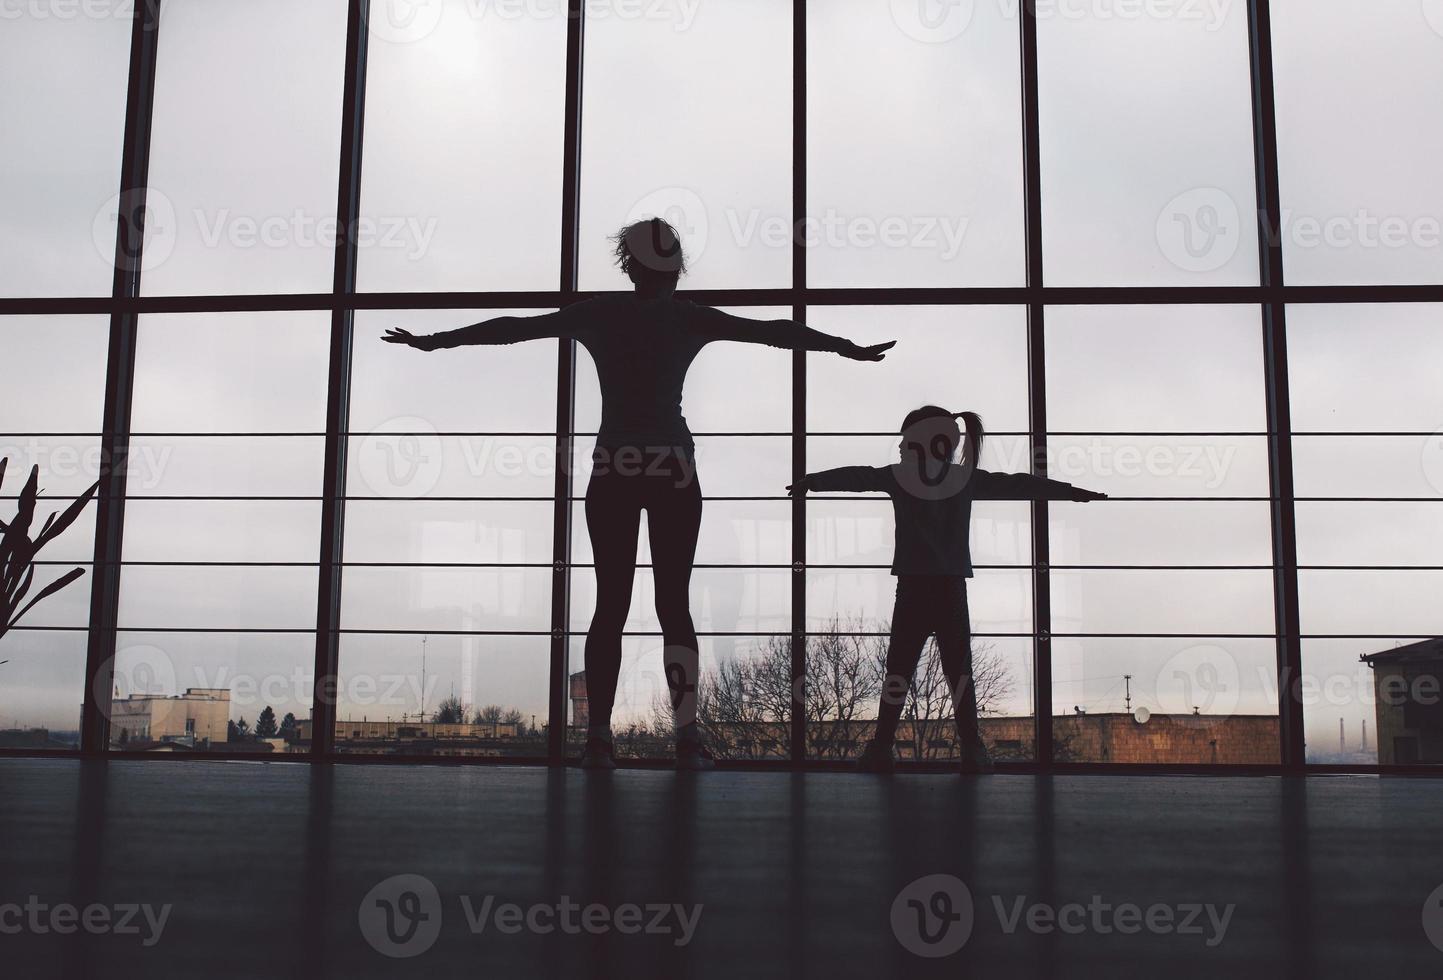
[1361,719,1368,752]
[1339,717,1345,754]
[1123,674,1132,713]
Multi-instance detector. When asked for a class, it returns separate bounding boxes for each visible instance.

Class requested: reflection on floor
[1,759,1440,979]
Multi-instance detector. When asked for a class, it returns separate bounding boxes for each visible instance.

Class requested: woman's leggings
[582,448,703,734]
[873,575,982,751]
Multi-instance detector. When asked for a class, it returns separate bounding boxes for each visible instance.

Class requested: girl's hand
[383,328,440,351]
[841,340,895,362]
[1070,488,1108,502]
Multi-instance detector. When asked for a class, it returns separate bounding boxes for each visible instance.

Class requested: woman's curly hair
[611,217,688,281]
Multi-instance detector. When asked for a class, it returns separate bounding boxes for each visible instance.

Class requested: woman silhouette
[385,217,894,769]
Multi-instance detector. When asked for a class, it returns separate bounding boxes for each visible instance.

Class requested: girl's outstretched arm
[788,466,889,496]
[697,308,894,361]
[383,307,586,351]
[971,470,1107,501]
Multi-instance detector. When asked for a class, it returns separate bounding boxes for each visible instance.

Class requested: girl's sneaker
[854,740,895,773]
[579,736,616,770]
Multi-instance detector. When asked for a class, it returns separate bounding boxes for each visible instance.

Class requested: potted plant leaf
[1,456,101,645]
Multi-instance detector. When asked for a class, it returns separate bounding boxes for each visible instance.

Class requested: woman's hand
[786,476,814,497]
[1069,487,1108,502]
[840,340,896,362]
[383,328,441,351]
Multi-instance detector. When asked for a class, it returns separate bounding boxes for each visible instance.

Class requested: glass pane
[1050,637,1280,764]
[351,310,559,433]
[572,500,791,567]
[131,312,332,433]
[1299,570,1441,638]
[0,632,86,749]
[570,568,789,637]
[579,0,792,289]
[806,0,1024,286]
[335,633,549,757]
[807,568,1031,636]
[117,566,318,630]
[342,567,550,633]
[347,435,556,498]
[1300,637,1438,767]
[357,2,566,291]
[1052,569,1275,636]
[0,13,130,296]
[1046,306,1265,432]
[106,631,314,753]
[566,636,787,761]
[807,306,1029,433]
[1037,2,1259,284]
[141,0,348,295]
[1051,500,1274,567]
[1287,304,1443,433]
[0,316,106,748]
[344,500,553,564]
[1272,1,1443,285]
[808,499,1031,568]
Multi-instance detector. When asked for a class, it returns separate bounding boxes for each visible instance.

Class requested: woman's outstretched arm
[383,307,585,352]
[970,470,1107,502]
[696,308,894,361]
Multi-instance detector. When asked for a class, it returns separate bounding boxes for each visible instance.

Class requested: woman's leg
[934,578,983,754]
[583,469,642,740]
[874,578,933,750]
[645,460,704,736]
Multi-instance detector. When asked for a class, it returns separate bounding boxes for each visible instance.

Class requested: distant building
[0,728,72,750]
[109,688,230,747]
[291,718,532,756]
[1362,639,1443,765]
[570,670,589,729]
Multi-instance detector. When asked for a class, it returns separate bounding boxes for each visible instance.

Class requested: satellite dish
[1133,706,1151,724]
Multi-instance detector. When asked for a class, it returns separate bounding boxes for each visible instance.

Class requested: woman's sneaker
[854,740,895,773]
[675,737,717,771]
[579,736,616,770]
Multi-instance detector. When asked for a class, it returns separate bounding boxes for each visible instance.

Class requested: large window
[4,0,1438,768]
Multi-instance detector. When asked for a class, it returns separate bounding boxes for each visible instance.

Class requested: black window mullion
[548,0,586,765]
[1246,0,1305,770]
[790,0,808,765]
[81,0,161,755]
[1020,0,1052,769]
[311,0,371,758]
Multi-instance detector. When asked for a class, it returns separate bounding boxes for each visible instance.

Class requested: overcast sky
[2,0,1440,761]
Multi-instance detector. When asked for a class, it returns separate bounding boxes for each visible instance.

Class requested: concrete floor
[1,759,1440,979]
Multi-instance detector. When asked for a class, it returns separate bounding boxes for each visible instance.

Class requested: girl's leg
[645,460,704,735]
[583,468,643,740]
[934,578,983,754]
[874,578,933,750]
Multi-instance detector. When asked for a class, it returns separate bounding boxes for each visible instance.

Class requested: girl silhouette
[790,406,1106,773]
[385,217,893,769]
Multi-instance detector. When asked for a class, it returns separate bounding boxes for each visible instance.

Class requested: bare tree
[646,618,1015,761]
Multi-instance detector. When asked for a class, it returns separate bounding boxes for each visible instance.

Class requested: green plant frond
[7,566,86,631]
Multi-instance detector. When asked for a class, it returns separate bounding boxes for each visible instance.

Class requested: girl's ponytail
[953,411,985,469]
